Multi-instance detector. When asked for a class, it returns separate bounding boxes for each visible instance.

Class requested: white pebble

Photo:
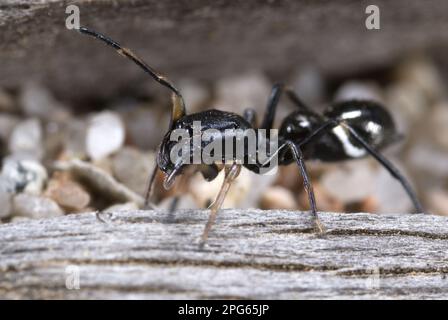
[13,193,64,219]
[0,159,48,195]
[215,72,271,114]
[260,186,297,210]
[372,158,414,213]
[8,118,43,160]
[105,202,139,212]
[291,66,325,105]
[190,167,252,208]
[86,111,125,160]
[112,147,155,195]
[179,79,209,112]
[19,82,69,121]
[320,160,377,203]
[334,81,383,103]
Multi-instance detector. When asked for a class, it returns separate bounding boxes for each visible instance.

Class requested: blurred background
[1,0,448,222]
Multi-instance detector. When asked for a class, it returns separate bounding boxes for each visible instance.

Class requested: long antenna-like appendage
[77,26,186,122]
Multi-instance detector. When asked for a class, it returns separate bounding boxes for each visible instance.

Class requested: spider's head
[157,131,188,189]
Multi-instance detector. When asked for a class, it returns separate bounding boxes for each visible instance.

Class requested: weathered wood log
[1,0,448,103]
[1,210,448,299]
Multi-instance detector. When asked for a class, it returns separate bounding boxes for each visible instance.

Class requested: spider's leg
[339,122,425,213]
[168,196,180,212]
[283,141,325,233]
[243,108,258,127]
[166,167,196,213]
[77,27,186,126]
[260,83,284,131]
[200,163,241,246]
[284,87,322,118]
[260,84,325,132]
[144,160,159,210]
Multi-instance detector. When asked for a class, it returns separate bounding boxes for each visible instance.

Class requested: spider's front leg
[200,163,241,247]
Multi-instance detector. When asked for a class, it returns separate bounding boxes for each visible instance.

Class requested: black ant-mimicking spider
[78,27,424,245]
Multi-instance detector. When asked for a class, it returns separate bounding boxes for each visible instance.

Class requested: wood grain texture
[1,209,448,299]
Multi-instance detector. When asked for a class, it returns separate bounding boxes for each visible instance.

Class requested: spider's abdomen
[315,100,398,161]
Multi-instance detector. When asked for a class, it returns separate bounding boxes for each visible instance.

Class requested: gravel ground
[1,54,447,222]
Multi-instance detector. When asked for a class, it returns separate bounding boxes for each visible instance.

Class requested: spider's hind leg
[339,121,425,214]
[283,141,325,233]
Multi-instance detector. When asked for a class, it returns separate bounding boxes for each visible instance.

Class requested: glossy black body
[157,100,398,178]
[77,26,424,239]
[278,100,397,164]
[157,109,255,179]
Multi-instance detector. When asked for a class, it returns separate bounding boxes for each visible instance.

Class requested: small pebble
[45,173,90,211]
[19,82,70,121]
[8,118,44,160]
[386,81,428,129]
[215,72,271,115]
[334,81,383,102]
[429,102,448,150]
[427,189,448,216]
[91,157,114,175]
[275,165,303,190]
[62,118,88,158]
[358,196,379,213]
[298,182,344,212]
[0,189,13,219]
[179,79,209,112]
[0,89,15,112]
[407,141,448,177]
[372,159,414,213]
[291,66,325,105]
[13,193,64,219]
[394,55,444,103]
[112,147,155,195]
[55,159,144,207]
[0,159,48,194]
[320,160,377,203]
[238,169,277,209]
[10,216,31,223]
[189,167,252,208]
[86,111,125,160]
[120,104,168,150]
[0,114,20,143]
[260,186,297,210]
[105,202,139,212]
[158,194,199,210]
